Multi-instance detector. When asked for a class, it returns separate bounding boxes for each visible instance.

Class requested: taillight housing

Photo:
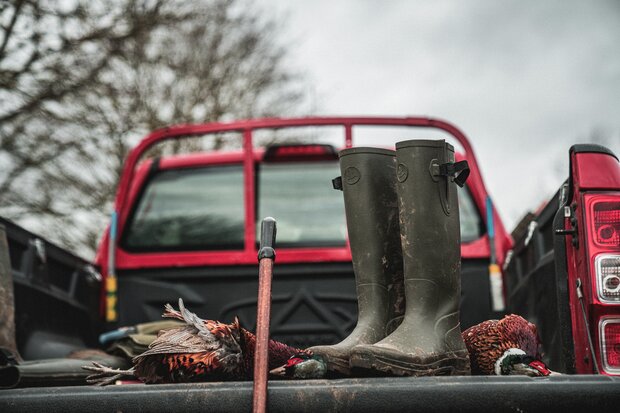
[599,318,620,373]
[585,194,620,375]
[587,195,620,305]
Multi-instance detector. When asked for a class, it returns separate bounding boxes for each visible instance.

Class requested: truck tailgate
[2,375,619,412]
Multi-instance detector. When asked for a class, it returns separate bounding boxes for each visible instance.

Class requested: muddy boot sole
[325,354,352,376]
[350,348,471,377]
[308,350,351,376]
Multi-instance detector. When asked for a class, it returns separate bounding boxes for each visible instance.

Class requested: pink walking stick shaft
[253,217,276,413]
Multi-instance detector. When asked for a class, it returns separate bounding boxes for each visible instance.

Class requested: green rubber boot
[350,139,471,376]
[307,147,405,375]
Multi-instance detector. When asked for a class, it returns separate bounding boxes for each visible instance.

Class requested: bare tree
[0,0,303,257]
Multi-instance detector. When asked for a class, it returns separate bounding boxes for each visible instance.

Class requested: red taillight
[263,144,337,162]
[587,196,620,304]
[593,201,620,246]
[600,318,620,373]
[586,195,620,374]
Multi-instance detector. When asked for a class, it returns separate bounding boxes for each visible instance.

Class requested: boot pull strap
[438,160,470,188]
[332,176,343,191]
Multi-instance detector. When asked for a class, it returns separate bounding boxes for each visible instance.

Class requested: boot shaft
[395,140,461,294]
[394,139,469,352]
[337,147,405,330]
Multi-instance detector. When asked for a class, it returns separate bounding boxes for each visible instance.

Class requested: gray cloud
[269,0,620,228]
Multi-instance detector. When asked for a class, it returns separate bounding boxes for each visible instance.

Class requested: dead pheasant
[462,314,558,376]
[84,298,309,385]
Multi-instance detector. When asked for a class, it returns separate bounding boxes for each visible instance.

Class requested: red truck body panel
[564,149,620,374]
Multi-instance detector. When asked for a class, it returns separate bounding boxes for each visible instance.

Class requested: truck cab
[94,117,512,347]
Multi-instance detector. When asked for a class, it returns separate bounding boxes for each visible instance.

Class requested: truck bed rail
[2,375,619,412]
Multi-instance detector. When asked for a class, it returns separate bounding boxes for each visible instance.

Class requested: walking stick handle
[258,217,277,261]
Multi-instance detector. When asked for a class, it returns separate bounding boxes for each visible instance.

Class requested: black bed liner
[2,375,620,412]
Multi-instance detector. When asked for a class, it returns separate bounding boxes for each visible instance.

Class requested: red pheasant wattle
[84,299,309,385]
[462,314,556,376]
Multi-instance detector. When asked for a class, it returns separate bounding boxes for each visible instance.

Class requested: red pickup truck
[2,117,620,411]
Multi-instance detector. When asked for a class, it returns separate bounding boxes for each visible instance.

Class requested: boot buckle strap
[433,161,470,188]
[332,176,343,191]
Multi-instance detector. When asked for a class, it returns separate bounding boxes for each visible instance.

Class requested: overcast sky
[266,0,620,230]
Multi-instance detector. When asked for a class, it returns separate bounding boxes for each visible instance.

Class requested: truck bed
[2,375,619,412]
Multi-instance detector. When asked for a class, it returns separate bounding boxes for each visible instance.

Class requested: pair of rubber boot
[309,139,471,376]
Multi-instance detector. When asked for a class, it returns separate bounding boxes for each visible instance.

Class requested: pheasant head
[270,352,327,379]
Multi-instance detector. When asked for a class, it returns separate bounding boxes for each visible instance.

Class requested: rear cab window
[123,166,245,251]
[122,157,483,252]
[257,161,346,247]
